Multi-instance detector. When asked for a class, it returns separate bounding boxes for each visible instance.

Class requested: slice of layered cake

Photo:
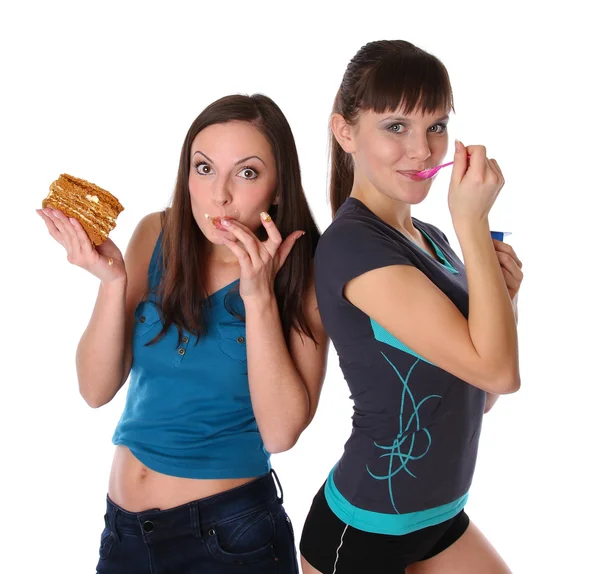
[42,174,125,245]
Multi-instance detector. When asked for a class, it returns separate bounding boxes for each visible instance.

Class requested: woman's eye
[238,167,258,180]
[195,162,213,175]
[429,123,448,134]
[388,123,406,134]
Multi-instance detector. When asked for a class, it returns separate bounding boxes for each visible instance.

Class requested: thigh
[301,554,324,574]
[406,522,511,574]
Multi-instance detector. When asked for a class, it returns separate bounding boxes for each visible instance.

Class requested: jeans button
[143,520,155,533]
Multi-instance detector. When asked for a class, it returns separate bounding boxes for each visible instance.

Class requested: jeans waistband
[104,469,283,543]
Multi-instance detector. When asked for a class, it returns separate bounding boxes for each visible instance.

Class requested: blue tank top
[112,232,271,479]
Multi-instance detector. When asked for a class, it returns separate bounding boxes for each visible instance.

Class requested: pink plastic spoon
[416,155,471,180]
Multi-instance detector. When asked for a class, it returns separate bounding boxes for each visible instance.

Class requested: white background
[1,1,598,572]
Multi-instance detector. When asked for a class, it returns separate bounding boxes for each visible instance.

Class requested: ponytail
[329,88,355,217]
[329,130,354,217]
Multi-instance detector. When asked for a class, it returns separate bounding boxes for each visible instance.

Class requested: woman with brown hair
[37,93,327,573]
[299,41,523,573]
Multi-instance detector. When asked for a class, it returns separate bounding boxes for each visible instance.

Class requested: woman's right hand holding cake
[37,207,126,284]
[36,202,154,408]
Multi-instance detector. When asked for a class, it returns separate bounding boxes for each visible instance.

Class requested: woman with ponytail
[300,41,522,573]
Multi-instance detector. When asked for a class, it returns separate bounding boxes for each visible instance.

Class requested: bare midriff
[108,446,257,512]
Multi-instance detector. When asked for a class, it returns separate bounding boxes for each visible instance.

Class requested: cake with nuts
[42,174,124,245]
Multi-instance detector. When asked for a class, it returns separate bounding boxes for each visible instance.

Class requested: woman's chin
[212,231,235,244]
[384,187,431,205]
[398,181,433,205]
[197,224,233,245]
[404,192,430,205]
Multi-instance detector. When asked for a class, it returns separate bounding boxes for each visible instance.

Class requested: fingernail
[260,212,272,222]
[220,218,231,227]
[69,217,78,225]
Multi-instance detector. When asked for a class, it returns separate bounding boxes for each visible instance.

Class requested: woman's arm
[38,208,161,408]
[76,213,161,407]
[218,215,328,454]
[244,277,328,453]
[345,145,520,395]
[484,241,523,412]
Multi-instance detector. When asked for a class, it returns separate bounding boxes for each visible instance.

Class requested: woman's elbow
[473,363,521,395]
[81,393,109,409]
[493,369,521,395]
[263,433,300,455]
[79,381,117,408]
[262,422,308,454]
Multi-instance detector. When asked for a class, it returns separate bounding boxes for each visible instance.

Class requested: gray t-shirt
[315,198,485,531]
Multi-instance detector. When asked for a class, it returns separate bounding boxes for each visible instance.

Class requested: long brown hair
[154,94,320,345]
[330,40,455,216]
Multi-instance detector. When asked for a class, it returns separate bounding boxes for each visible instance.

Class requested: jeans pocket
[206,506,278,567]
[99,523,115,560]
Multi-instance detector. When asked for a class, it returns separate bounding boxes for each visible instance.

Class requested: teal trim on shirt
[370,319,434,365]
[324,467,468,535]
[418,228,458,274]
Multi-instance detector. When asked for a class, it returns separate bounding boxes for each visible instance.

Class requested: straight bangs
[358,53,454,116]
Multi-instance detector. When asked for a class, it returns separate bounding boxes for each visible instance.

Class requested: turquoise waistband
[324,467,468,535]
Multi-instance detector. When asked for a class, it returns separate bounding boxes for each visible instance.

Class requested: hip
[98,469,298,573]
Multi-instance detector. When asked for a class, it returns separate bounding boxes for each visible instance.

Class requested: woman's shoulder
[323,199,383,236]
[125,211,164,269]
[123,212,166,306]
[318,201,397,259]
[138,211,163,236]
[130,211,163,246]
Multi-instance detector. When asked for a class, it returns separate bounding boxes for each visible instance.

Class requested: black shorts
[299,483,470,573]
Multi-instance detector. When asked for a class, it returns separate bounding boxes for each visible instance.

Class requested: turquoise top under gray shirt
[112,232,270,479]
[315,198,485,535]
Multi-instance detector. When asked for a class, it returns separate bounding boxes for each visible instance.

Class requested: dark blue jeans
[96,470,298,573]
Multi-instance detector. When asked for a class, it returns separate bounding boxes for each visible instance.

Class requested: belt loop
[107,499,121,543]
[270,468,284,504]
